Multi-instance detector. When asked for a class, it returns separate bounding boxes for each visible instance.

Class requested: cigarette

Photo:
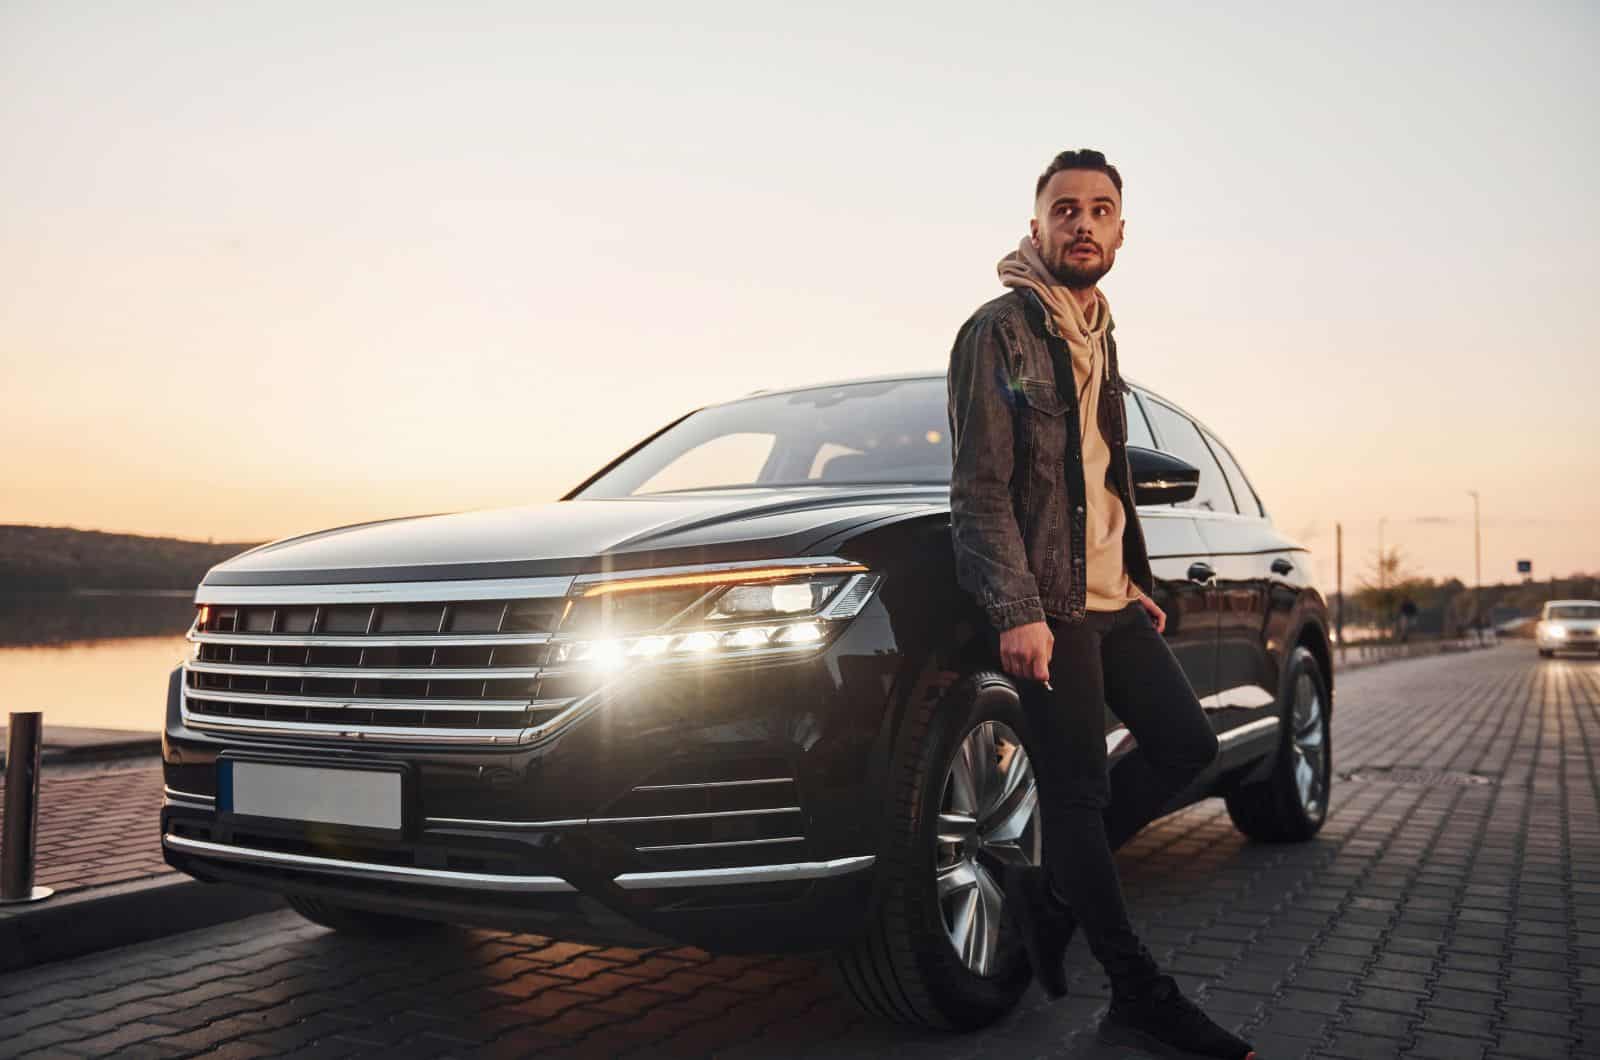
[1043,680,1053,691]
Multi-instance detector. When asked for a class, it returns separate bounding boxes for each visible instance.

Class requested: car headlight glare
[1548,625,1567,638]
[630,635,673,657]
[722,626,773,649]
[552,563,880,670]
[675,631,721,654]
[772,621,824,644]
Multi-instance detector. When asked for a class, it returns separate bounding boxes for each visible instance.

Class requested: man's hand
[999,621,1053,684]
[1137,591,1166,634]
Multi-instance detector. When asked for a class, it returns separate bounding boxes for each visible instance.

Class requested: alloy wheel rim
[935,720,1042,976]
[1290,670,1328,820]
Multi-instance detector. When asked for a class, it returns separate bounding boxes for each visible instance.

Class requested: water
[0,592,194,732]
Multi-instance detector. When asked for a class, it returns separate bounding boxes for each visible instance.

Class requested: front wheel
[832,671,1042,1030]
[1225,645,1331,842]
[1538,649,1553,658]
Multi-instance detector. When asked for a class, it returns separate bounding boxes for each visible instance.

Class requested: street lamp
[1467,491,1481,637]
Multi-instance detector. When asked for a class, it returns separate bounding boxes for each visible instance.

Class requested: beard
[1044,242,1115,288]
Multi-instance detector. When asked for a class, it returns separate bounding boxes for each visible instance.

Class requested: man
[946,149,1255,1060]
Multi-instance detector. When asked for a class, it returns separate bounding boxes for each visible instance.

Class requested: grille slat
[601,758,806,869]
[189,662,544,682]
[196,633,552,647]
[187,690,554,712]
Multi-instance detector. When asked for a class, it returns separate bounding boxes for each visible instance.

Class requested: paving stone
[1337,1005,1415,1038]
[1419,1005,1497,1039]
[7,1020,104,1056]
[48,1018,191,1056]
[1504,985,1576,1014]
[1348,987,1424,1016]
[1408,1030,1491,1059]
[1323,1029,1408,1058]
[1493,1029,1580,1059]
[1499,1006,1575,1038]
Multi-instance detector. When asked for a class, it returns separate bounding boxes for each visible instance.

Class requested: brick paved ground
[1,645,1594,1059]
[0,762,166,896]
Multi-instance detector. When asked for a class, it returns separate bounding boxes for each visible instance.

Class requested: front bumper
[161,609,900,953]
[1538,630,1599,652]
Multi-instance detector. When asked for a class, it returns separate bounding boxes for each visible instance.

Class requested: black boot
[1003,865,1077,997]
[1098,974,1255,1059]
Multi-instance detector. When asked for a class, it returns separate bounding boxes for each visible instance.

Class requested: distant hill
[0,525,265,591]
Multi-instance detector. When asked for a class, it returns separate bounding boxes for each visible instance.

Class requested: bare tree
[1354,546,1421,638]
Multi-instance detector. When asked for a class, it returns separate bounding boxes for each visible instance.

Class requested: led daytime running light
[577,563,867,598]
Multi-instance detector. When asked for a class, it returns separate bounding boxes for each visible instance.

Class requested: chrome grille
[184,579,587,745]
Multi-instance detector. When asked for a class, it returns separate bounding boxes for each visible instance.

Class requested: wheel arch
[1296,616,1334,712]
[1236,618,1332,788]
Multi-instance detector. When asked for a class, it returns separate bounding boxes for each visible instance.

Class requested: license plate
[221,761,402,831]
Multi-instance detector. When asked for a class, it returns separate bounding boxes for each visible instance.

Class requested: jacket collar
[1016,286,1116,341]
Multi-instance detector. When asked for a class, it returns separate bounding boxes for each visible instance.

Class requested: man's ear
[1029,216,1041,246]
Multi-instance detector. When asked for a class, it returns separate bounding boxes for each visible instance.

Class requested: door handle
[1271,557,1294,575]
[1187,561,1215,583]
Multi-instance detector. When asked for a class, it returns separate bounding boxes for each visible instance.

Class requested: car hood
[203,486,949,586]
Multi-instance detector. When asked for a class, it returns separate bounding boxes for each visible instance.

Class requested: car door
[1123,389,1219,702]
[1185,426,1271,724]
[1139,511,1219,701]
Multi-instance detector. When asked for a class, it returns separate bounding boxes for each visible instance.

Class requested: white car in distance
[1536,599,1600,657]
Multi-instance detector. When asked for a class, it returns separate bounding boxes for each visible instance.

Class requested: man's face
[1030,168,1125,288]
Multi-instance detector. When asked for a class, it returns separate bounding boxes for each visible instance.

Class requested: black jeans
[1015,600,1220,990]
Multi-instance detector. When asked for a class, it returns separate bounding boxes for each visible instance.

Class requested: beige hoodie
[998,238,1142,612]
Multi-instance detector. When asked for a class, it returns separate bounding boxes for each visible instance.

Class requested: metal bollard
[1,712,54,903]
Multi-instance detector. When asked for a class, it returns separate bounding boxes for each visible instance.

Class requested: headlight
[1548,624,1567,639]
[551,561,880,671]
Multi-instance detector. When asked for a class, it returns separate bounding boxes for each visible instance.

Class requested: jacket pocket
[1018,378,1068,417]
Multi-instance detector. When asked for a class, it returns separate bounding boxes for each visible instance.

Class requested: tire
[286,894,451,937]
[1225,645,1331,843]
[1538,649,1553,658]
[831,671,1041,1030]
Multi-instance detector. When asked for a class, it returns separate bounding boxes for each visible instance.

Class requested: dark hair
[1035,148,1123,201]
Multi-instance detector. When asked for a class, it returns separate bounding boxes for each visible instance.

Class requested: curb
[42,737,161,766]
[1335,638,1500,672]
[0,729,162,770]
[0,874,285,973]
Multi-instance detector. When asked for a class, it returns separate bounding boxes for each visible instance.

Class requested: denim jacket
[946,288,1155,631]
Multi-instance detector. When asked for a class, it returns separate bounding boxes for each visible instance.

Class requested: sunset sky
[3,1,1596,593]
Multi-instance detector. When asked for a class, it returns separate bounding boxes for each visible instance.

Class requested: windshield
[575,378,952,498]
[1548,604,1600,620]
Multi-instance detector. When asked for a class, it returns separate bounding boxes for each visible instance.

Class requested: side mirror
[1128,445,1199,506]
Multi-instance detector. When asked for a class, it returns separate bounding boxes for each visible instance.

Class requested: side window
[1203,429,1264,518]
[1142,399,1235,513]
[1123,390,1155,449]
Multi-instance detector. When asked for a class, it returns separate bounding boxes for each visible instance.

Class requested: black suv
[162,372,1333,1030]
